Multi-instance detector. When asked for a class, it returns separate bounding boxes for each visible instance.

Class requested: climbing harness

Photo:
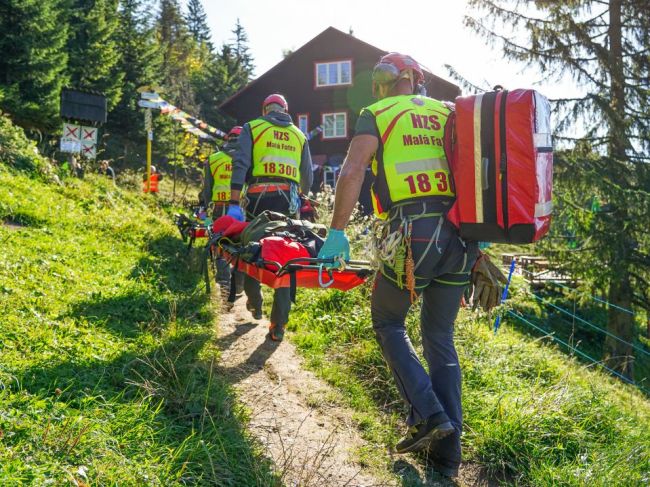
[372,201,446,293]
[244,182,301,218]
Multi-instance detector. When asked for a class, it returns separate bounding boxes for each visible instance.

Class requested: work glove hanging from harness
[227,204,244,222]
[317,228,350,267]
[470,253,508,312]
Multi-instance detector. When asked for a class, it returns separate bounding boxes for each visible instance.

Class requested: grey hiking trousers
[371,200,478,465]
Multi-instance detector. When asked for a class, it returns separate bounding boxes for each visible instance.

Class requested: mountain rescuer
[203,126,242,217]
[143,165,162,194]
[204,126,245,309]
[228,93,314,341]
[318,52,504,477]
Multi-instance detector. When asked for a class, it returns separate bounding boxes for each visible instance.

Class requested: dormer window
[315,60,353,87]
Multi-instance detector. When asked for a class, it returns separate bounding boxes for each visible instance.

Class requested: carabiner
[318,264,335,288]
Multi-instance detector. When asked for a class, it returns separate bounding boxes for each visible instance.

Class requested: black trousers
[243,192,294,325]
[213,203,243,302]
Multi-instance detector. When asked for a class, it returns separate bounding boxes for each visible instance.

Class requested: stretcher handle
[277,257,371,275]
[281,256,370,267]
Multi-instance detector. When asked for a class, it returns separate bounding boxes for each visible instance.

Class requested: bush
[0,111,49,174]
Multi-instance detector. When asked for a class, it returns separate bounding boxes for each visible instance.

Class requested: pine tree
[465,0,650,378]
[207,19,254,112]
[194,51,232,127]
[0,0,69,131]
[157,0,199,110]
[231,18,254,84]
[66,0,123,109]
[104,0,162,164]
[185,0,211,47]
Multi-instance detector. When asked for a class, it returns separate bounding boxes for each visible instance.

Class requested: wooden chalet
[219,26,460,210]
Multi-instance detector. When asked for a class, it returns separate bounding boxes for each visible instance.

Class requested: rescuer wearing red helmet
[203,126,245,309]
[228,93,313,341]
[318,52,491,476]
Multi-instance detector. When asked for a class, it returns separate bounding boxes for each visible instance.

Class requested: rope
[529,292,650,358]
[405,222,417,303]
[504,263,636,316]
[549,280,636,316]
[372,206,445,289]
[506,310,649,394]
[288,182,300,216]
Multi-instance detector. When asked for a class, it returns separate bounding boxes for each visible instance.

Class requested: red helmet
[227,126,242,140]
[372,52,425,89]
[262,93,288,113]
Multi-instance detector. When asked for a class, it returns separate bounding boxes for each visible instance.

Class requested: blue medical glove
[318,228,350,264]
[227,204,244,222]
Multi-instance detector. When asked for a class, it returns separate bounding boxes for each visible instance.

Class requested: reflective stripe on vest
[366,95,454,218]
[209,151,232,202]
[250,119,304,183]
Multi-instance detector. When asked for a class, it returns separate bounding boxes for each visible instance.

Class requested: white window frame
[321,112,347,139]
[297,113,309,135]
[315,60,353,87]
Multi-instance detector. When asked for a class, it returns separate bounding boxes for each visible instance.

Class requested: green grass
[0,166,277,485]
[287,282,650,486]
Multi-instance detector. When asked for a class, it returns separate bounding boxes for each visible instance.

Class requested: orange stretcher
[217,241,373,296]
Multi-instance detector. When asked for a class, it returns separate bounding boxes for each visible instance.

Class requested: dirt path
[216,299,493,487]
[216,299,386,486]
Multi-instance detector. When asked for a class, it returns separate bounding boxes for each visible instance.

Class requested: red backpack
[447,89,553,243]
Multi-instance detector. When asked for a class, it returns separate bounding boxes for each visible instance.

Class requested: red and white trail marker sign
[81,141,97,159]
[60,123,81,153]
[81,126,98,143]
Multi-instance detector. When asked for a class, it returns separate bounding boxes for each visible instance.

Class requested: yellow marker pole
[145,108,152,192]
[146,133,152,192]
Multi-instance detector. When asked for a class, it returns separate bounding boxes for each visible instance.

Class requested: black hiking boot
[246,300,263,320]
[395,413,455,454]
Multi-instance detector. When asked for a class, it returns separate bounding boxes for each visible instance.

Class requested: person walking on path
[228,93,313,341]
[203,126,244,309]
[318,52,504,477]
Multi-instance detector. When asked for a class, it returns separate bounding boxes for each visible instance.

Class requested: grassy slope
[287,281,650,486]
[0,167,277,485]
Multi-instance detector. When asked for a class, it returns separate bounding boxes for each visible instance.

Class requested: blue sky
[200,0,581,100]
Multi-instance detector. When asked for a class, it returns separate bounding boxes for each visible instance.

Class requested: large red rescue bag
[260,236,311,270]
[447,89,553,243]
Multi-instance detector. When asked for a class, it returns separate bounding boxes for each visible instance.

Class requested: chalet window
[322,112,347,139]
[315,60,352,87]
[297,114,309,134]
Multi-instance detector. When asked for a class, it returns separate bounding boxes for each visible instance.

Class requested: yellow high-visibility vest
[249,119,305,184]
[366,95,455,218]
[208,151,232,202]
